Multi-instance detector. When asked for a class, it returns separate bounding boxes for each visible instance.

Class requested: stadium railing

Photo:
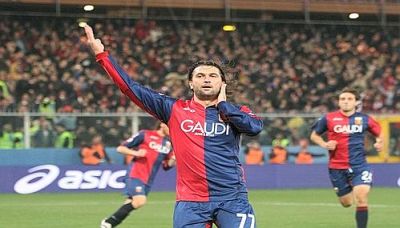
[0,112,399,163]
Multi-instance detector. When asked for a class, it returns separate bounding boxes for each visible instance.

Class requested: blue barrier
[1,164,398,194]
[0,146,328,166]
[0,148,124,166]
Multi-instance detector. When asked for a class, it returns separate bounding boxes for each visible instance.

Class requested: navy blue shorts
[124,178,150,197]
[329,166,373,197]
[173,198,256,228]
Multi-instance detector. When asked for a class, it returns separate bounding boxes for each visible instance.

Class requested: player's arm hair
[310,131,328,149]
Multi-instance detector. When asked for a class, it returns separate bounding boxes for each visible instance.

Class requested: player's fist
[373,139,383,152]
[84,25,104,55]
[136,149,147,157]
[325,140,338,150]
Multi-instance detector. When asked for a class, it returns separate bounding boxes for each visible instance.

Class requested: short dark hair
[153,120,162,130]
[338,87,360,100]
[187,60,226,82]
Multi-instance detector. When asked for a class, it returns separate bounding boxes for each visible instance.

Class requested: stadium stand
[0,16,399,152]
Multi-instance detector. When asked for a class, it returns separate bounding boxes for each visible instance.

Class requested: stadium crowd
[1,16,400,148]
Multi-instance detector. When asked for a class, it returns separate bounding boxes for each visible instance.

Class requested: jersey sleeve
[217,101,263,136]
[96,51,176,124]
[311,115,328,135]
[122,131,145,148]
[367,115,381,137]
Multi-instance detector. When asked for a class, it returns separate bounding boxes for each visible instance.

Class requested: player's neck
[156,129,166,137]
[193,96,218,108]
[340,109,356,117]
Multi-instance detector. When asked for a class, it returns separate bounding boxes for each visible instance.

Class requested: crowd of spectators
[1,16,400,148]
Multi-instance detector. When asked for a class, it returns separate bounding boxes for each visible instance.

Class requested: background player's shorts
[173,198,256,228]
[329,166,373,197]
[124,178,150,197]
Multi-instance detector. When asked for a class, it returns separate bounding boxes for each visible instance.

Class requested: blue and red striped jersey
[312,110,381,169]
[123,130,173,186]
[96,52,263,202]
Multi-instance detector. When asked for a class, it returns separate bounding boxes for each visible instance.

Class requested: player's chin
[196,92,218,100]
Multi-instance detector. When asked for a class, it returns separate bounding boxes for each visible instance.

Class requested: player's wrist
[95,51,108,61]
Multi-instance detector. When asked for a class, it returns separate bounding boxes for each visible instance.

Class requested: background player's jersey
[96,52,263,202]
[123,130,173,186]
[312,110,381,169]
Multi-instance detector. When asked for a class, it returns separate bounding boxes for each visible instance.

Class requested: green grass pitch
[0,188,399,227]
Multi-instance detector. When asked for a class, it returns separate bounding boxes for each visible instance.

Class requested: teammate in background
[85,24,263,228]
[101,121,175,227]
[310,87,383,228]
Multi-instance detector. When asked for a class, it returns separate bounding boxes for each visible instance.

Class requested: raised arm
[84,25,176,123]
[217,102,263,136]
[367,115,383,152]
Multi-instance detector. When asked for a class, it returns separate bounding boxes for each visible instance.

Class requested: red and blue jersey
[312,110,381,169]
[123,130,173,186]
[96,52,263,202]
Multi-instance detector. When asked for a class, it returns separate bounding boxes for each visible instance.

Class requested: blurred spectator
[39,97,56,120]
[54,124,75,148]
[80,135,112,165]
[272,133,290,147]
[0,123,14,149]
[269,146,288,164]
[54,105,77,131]
[12,127,24,149]
[244,140,265,165]
[295,138,314,164]
[32,118,56,147]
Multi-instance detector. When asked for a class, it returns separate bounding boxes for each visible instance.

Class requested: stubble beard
[194,89,218,101]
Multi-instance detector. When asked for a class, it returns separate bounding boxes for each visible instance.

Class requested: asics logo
[333,125,363,134]
[180,120,230,136]
[14,165,126,194]
[14,165,59,194]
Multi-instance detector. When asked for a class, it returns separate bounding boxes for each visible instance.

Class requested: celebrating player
[101,122,175,227]
[310,87,383,228]
[85,24,263,228]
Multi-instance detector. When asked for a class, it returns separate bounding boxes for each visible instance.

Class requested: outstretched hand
[84,25,104,55]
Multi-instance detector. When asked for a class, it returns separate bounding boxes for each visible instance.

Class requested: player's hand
[325,140,337,150]
[217,83,227,104]
[374,139,383,152]
[135,149,147,157]
[168,155,176,167]
[84,25,104,55]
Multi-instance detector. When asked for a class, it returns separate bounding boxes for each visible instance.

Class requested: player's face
[338,92,357,112]
[190,65,223,101]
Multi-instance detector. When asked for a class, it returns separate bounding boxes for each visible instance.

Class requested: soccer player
[101,121,175,227]
[85,25,263,228]
[310,87,383,228]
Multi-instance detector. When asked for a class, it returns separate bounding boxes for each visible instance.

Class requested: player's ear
[189,83,193,89]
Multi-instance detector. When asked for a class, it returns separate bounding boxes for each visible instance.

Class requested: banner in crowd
[0,164,399,194]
